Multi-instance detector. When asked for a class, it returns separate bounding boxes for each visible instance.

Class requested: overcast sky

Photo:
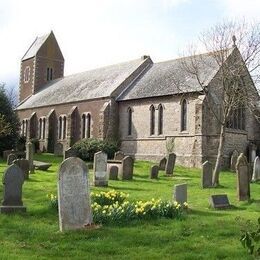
[1,0,260,88]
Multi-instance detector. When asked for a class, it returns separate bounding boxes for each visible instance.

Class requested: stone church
[16,31,260,168]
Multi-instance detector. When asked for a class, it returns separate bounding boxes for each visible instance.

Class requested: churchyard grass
[0,154,259,259]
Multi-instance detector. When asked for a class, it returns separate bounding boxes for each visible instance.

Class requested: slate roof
[17,58,147,110]
[22,33,50,61]
[118,49,233,101]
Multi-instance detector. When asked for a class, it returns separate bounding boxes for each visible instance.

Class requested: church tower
[19,31,64,102]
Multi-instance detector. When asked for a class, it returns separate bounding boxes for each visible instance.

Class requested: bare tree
[179,20,260,186]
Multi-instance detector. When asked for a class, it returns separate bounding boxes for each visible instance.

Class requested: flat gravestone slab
[173,183,187,204]
[58,157,93,232]
[0,164,26,213]
[34,161,52,171]
[209,194,231,209]
[93,151,108,186]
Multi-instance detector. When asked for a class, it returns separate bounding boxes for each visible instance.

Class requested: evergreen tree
[0,83,20,155]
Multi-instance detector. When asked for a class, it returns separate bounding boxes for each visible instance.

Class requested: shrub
[47,190,188,224]
[72,138,119,161]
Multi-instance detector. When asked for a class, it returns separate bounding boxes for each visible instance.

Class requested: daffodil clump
[46,193,58,209]
[91,190,128,206]
[47,190,188,224]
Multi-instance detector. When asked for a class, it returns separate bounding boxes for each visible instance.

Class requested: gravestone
[150,165,159,179]
[0,164,26,213]
[173,183,187,204]
[114,151,125,160]
[165,153,176,175]
[230,150,239,172]
[34,161,52,171]
[93,151,108,186]
[159,157,167,170]
[64,147,77,160]
[109,166,118,180]
[58,157,93,231]
[55,143,64,156]
[202,161,213,188]
[252,156,260,182]
[3,150,12,160]
[13,159,29,180]
[236,153,250,201]
[7,152,17,165]
[209,194,231,209]
[26,142,34,174]
[121,156,133,180]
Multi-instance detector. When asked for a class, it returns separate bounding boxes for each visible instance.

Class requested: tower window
[47,67,53,81]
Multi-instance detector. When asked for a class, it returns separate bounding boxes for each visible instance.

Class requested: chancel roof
[118,49,233,101]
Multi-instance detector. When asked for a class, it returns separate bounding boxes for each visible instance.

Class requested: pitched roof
[17,58,148,110]
[118,49,233,101]
[22,33,50,61]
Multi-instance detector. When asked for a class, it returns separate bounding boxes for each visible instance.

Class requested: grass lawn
[0,153,259,259]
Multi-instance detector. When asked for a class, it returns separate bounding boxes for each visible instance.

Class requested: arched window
[58,116,62,139]
[42,118,46,139]
[181,99,187,131]
[158,104,163,135]
[39,118,42,139]
[82,114,86,138]
[86,113,91,138]
[127,107,132,136]
[226,105,245,131]
[63,116,67,139]
[47,67,53,81]
[150,105,155,135]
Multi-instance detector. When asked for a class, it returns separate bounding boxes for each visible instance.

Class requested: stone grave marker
[202,161,213,188]
[3,150,12,161]
[64,147,77,160]
[58,157,93,232]
[236,153,250,201]
[159,157,167,170]
[26,142,34,174]
[173,183,187,204]
[165,153,176,175]
[121,156,133,180]
[252,156,260,182]
[209,194,231,209]
[109,166,118,180]
[150,165,159,179]
[13,159,29,180]
[93,151,108,186]
[7,152,17,165]
[0,164,26,213]
[55,143,64,156]
[230,150,239,172]
[114,151,125,160]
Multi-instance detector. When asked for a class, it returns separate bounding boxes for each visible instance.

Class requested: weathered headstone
[159,157,167,170]
[173,183,187,204]
[209,194,231,209]
[13,159,30,180]
[109,166,118,180]
[121,156,133,180]
[64,147,77,160]
[55,143,64,156]
[93,151,108,186]
[0,164,26,213]
[26,142,34,174]
[7,152,17,165]
[236,153,250,201]
[58,157,93,232]
[230,150,239,172]
[3,150,12,161]
[252,156,260,182]
[165,153,176,175]
[114,151,125,160]
[150,165,159,179]
[202,161,213,188]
